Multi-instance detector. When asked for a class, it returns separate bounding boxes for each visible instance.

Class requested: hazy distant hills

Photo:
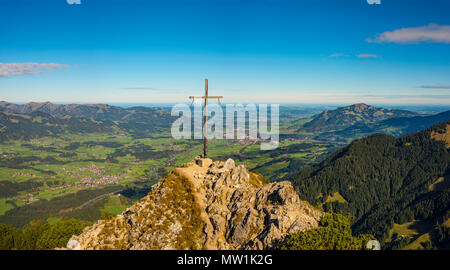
[302,103,420,133]
[299,103,450,142]
[291,120,450,249]
[0,109,116,142]
[0,101,125,120]
[0,101,175,141]
[0,101,170,122]
[322,110,450,139]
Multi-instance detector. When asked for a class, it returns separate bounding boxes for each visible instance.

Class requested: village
[62,164,127,187]
[11,163,132,204]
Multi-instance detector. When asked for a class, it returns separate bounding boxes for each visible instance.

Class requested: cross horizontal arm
[189,96,223,99]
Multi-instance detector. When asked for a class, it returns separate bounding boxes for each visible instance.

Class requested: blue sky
[1,0,450,104]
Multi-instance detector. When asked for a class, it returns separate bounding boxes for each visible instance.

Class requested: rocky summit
[64,158,322,250]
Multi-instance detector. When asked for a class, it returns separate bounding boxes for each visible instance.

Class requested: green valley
[0,101,449,250]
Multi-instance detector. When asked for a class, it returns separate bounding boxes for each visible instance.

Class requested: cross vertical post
[204,79,208,158]
[189,79,223,159]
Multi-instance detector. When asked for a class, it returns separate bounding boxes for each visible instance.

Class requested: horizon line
[2,100,450,108]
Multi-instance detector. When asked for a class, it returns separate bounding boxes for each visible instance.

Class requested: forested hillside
[291,120,450,249]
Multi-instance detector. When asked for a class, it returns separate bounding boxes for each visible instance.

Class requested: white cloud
[0,62,69,78]
[420,85,450,89]
[329,53,347,58]
[357,54,377,58]
[367,23,450,44]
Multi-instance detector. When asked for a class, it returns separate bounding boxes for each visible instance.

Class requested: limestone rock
[66,239,81,250]
[64,158,323,250]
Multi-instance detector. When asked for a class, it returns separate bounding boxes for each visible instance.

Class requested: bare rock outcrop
[64,158,322,250]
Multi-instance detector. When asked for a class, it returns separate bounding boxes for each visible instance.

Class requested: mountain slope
[322,110,450,139]
[0,101,174,130]
[302,103,419,133]
[0,101,129,121]
[0,102,176,141]
[291,120,450,248]
[64,158,322,250]
[0,109,117,142]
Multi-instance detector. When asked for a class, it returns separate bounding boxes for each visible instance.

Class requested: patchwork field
[0,125,342,226]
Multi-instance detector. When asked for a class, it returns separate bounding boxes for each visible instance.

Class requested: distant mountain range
[301,103,420,133]
[300,103,450,142]
[0,101,170,122]
[0,109,117,142]
[0,101,175,141]
[291,120,450,249]
[322,110,450,139]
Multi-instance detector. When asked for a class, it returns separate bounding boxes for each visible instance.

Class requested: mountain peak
[352,103,368,107]
[346,103,376,113]
[351,103,370,109]
[64,158,322,250]
[302,104,419,133]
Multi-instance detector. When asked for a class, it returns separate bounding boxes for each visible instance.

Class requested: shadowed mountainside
[291,120,450,249]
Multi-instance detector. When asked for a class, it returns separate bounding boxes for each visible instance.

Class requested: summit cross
[189,79,223,158]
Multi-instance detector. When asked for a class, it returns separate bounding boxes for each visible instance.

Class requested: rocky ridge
[64,158,322,250]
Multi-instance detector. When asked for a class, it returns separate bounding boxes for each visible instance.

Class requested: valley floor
[0,130,341,227]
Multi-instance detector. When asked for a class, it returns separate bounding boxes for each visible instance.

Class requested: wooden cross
[189,79,223,158]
